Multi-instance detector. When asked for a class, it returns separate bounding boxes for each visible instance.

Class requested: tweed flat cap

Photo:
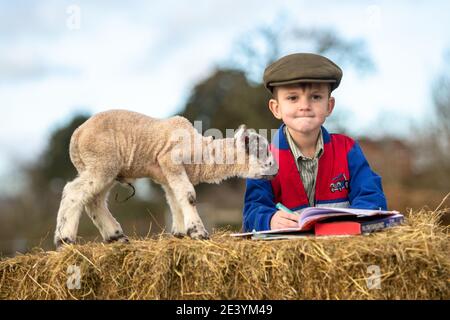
[263,53,343,92]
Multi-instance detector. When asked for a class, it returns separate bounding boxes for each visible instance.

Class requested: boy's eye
[287,96,298,101]
[312,95,322,101]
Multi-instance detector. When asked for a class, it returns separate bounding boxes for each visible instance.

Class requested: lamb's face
[235,125,278,180]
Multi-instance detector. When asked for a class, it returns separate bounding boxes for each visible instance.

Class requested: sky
[0,0,450,193]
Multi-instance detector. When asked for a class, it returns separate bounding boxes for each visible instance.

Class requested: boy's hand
[270,210,299,229]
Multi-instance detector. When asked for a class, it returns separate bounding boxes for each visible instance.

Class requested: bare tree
[412,57,450,192]
[225,13,374,85]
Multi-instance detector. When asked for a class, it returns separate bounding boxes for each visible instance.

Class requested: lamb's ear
[234,124,247,139]
[235,124,250,153]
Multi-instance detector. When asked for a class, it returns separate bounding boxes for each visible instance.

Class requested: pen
[276,202,297,215]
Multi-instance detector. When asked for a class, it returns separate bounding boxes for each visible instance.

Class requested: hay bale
[0,209,448,300]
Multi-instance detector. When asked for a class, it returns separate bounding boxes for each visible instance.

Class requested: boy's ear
[268,99,282,120]
[327,97,335,116]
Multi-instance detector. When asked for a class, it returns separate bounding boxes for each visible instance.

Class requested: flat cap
[263,53,343,93]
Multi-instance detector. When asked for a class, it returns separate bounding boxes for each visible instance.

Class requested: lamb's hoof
[172,232,186,239]
[55,237,75,251]
[106,233,130,244]
[186,225,209,240]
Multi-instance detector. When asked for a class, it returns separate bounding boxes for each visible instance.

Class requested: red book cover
[314,214,404,236]
[314,221,362,236]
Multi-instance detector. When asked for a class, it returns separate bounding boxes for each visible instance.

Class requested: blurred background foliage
[0,22,449,257]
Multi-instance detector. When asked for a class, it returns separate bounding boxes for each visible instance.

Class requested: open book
[231,206,404,239]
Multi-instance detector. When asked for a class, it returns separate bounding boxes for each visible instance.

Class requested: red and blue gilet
[243,124,387,232]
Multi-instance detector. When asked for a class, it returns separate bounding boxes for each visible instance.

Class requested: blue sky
[0,0,449,193]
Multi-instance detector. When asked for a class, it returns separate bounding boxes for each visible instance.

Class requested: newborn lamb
[54,109,278,248]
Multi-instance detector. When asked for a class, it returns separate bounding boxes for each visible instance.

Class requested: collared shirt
[284,127,324,206]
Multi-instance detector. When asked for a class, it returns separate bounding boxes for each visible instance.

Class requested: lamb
[54,109,278,248]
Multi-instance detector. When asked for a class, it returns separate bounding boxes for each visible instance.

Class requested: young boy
[243,53,387,231]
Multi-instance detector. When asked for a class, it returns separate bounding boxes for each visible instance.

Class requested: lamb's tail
[69,127,85,173]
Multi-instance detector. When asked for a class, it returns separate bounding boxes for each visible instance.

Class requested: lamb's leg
[162,185,186,237]
[84,185,129,244]
[54,176,86,248]
[54,172,115,249]
[160,165,209,240]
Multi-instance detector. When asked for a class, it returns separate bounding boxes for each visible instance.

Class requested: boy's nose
[298,103,311,111]
[297,97,311,110]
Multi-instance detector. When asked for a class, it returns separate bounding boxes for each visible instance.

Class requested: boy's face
[268,83,335,135]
